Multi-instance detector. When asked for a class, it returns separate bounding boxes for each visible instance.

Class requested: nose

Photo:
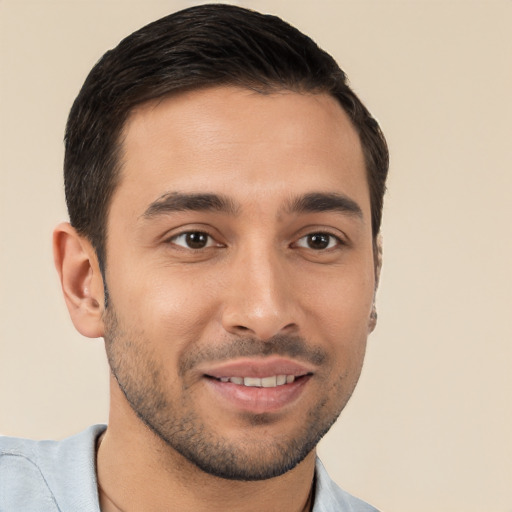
[221,246,299,340]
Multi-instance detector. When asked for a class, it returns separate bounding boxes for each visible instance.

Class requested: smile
[215,375,297,387]
[199,357,316,413]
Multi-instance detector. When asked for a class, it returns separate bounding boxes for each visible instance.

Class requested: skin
[54,86,377,512]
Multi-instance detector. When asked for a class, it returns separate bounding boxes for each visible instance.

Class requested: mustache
[179,334,327,375]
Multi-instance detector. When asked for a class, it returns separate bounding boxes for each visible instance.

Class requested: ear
[368,234,383,333]
[53,222,105,338]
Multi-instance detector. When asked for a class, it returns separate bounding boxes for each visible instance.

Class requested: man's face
[102,86,376,480]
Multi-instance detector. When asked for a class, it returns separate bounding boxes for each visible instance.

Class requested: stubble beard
[102,304,362,481]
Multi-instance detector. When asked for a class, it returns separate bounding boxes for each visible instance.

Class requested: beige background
[1,1,511,511]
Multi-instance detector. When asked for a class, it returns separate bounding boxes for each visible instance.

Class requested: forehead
[113,86,369,217]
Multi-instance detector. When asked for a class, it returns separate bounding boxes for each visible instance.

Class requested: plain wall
[1,1,511,511]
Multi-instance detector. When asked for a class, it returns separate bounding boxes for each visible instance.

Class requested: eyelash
[167,231,221,250]
[166,230,344,252]
[293,232,343,251]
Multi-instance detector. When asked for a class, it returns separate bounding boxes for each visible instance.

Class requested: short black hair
[64,3,388,269]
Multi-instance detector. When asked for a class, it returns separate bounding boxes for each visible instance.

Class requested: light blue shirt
[0,425,379,511]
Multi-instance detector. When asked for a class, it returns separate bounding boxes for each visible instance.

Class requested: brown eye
[307,233,330,249]
[185,232,209,249]
[171,231,214,249]
[296,233,339,250]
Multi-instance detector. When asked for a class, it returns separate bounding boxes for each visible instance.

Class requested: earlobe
[53,222,105,338]
[368,303,378,333]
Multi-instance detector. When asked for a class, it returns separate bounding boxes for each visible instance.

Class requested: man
[0,4,388,511]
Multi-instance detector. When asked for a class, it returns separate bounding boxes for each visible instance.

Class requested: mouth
[200,358,314,414]
[206,374,306,387]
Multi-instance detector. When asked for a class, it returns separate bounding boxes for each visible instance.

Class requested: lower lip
[204,376,311,414]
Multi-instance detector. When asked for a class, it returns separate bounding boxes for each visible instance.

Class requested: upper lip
[200,356,315,379]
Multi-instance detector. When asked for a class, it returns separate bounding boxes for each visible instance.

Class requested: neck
[97,395,316,512]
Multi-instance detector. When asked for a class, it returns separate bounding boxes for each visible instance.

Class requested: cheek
[108,265,222,345]
[302,267,374,333]
[299,267,374,379]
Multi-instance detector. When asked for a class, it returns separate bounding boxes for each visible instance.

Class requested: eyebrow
[285,192,363,218]
[142,191,362,221]
[142,192,239,219]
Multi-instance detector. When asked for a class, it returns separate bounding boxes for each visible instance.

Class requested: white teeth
[217,375,298,387]
[244,377,261,387]
[261,376,277,388]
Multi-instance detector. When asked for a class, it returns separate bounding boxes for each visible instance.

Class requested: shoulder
[0,425,106,512]
[313,458,380,512]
